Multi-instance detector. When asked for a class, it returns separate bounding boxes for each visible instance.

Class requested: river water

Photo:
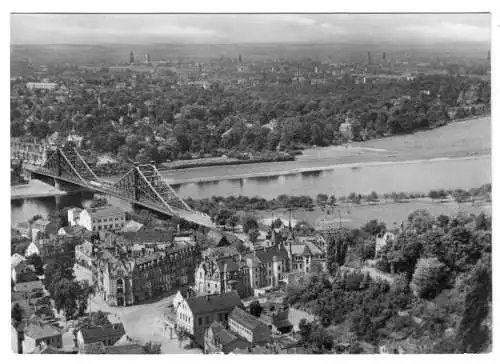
[11,117,492,226]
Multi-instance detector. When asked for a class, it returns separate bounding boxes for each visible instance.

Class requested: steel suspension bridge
[14,142,214,228]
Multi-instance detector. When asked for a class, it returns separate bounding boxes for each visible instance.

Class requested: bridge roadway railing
[31,167,215,228]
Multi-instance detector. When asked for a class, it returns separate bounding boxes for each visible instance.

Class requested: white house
[68,208,83,227]
[375,232,396,256]
[25,241,40,257]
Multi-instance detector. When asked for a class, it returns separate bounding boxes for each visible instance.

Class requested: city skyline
[11,13,490,45]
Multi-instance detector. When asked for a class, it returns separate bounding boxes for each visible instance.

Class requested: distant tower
[367,51,372,65]
[314,65,319,73]
[297,64,301,76]
[487,50,491,61]
[238,54,242,64]
[382,52,387,64]
[129,51,135,65]
[97,95,102,110]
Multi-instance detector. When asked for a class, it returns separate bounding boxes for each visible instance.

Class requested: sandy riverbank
[164,154,489,185]
[11,180,67,200]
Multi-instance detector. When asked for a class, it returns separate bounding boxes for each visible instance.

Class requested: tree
[227,214,240,229]
[242,215,259,233]
[457,256,492,353]
[215,208,234,226]
[298,319,312,342]
[452,189,470,206]
[144,341,162,354]
[25,254,44,275]
[366,191,379,203]
[249,301,263,318]
[248,228,260,244]
[361,219,386,236]
[326,228,351,274]
[90,197,108,208]
[316,193,328,207]
[11,303,24,324]
[408,209,434,234]
[474,212,491,231]
[410,258,449,299]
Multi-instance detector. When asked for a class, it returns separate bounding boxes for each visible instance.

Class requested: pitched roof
[255,245,289,263]
[105,344,145,354]
[121,220,144,233]
[208,321,240,346]
[186,292,242,316]
[15,279,44,292]
[80,323,126,342]
[25,322,62,340]
[120,229,172,244]
[86,206,125,218]
[229,307,268,331]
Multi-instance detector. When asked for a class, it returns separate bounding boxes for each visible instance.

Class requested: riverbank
[165,154,489,185]
[11,180,67,200]
[251,198,492,230]
[160,116,490,185]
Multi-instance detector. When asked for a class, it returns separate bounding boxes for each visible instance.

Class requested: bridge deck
[25,163,214,229]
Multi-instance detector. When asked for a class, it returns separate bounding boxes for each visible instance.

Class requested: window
[198,317,202,326]
[115,217,119,221]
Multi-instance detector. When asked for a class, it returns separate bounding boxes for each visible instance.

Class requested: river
[11,117,491,226]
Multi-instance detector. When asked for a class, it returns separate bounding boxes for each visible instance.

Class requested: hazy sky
[11,14,490,45]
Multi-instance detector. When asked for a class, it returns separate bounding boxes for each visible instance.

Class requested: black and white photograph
[9,9,493,356]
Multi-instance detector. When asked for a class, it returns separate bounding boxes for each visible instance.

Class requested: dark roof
[216,256,246,273]
[80,323,126,342]
[105,344,145,354]
[120,230,173,244]
[87,206,125,219]
[208,321,240,346]
[255,245,289,263]
[186,292,242,316]
[229,307,267,331]
[25,322,62,340]
[15,280,44,292]
[80,342,106,354]
[273,319,293,330]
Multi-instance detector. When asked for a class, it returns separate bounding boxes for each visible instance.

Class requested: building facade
[176,291,243,345]
[94,237,201,307]
[228,307,271,344]
[79,206,126,233]
[195,255,252,298]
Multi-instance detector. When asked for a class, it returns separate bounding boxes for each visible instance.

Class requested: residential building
[195,255,252,298]
[228,307,271,344]
[25,235,82,266]
[94,237,200,306]
[204,321,250,354]
[376,232,396,256]
[244,244,289,293]
[77,323,126,350]
[20,318,63,354]
[31,219,58,239]
[14,279,45,301]
[67,207,83,226]
[285,236,327,274]
[12,261,36,284]
[78,206,126,232]
[176,291,243,344]
[75,240,95,270]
